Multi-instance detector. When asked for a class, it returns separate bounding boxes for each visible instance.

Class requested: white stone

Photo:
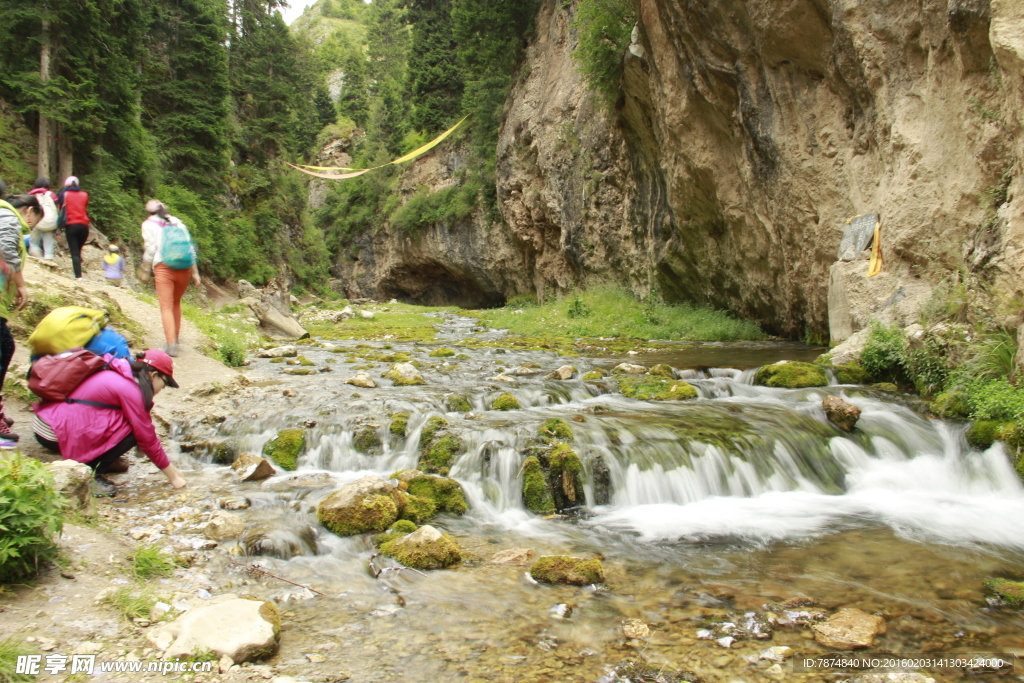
[359,310,375,319]
[45,460,96,517]
[231,453,275,482]
[544,365,576,380]
[256,346,297,358]
[344,372,377,388]
[148,596,279,664]
[612,363,648,374]
[203,511,245,542]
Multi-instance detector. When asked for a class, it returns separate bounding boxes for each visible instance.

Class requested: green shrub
[860,323,908,382]
[567,296,590,319]
[572,0,639,105]
[0,632,35,683]
[128,545,178,579]
[0,455,66,583]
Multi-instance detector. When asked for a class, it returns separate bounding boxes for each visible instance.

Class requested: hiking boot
[0,419,20,442]
[166,344,179,357]
[90,476,117,498]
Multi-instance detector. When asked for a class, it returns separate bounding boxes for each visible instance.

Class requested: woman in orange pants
[140,200,201,357]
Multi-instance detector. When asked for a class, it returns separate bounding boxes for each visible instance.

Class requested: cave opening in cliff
[377,263,506,310]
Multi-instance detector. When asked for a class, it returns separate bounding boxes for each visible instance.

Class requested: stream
[170,315,1024,683]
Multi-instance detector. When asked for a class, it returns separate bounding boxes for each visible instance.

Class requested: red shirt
[61,189,90,226]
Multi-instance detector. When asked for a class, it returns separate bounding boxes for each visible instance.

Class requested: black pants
[65,224,89,278]
[35,432,137,477]
[0,318,13,394]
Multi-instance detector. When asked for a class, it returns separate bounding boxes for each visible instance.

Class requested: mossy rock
[390,412,410,438]
[212,441,237,465]
[262,429,305,471]
[282,368,316,376]
[548,444,583,510]
[871,382,898,392]
[985,578,1024,606]
[528,555,604,585]
[649,363,675,378]
[521,362,542,369]
[269,357,285,364]
[399,494,437,523]
[754,361,828,388]
[353,427,383,455]
[522,456,555,514]
[581,370,606,381]
[445,394,472,412]
[316,476,405,536]
[618,376,697,401]
[379,525,461,570]
[491,393,521,411]
[933,391,970,418]
[419,416,449,447]
[832,362,871,385]
[967,420,1002,449]
[298,356,316,367]
[400,473,468,516]
[419,434,464,474]
[372,519,419,547]
[429,347,456,357]
[539,418,573,442]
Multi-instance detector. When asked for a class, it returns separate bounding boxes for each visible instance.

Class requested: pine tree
[367,77,408,158]
[405,0,463,135]
[336,51,371,127]
[366,0,410,86]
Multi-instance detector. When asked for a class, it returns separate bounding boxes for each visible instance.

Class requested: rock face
[148,596,280,663]
[823,395,862,431]
[812,608,887,650]
[317,475,406,536]
[330,0,1024,339]
[45,460,95,517]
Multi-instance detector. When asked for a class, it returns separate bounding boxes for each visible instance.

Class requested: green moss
[406,475,468,515]
[298,356,316,366]
[528,556,604,585]
[549,444,582,473]
[649,363,675,378]
[257,600,282,642]
[419,434,464,474]
[419,416,448,447]
[455,354,470,359]
[491,393,521,411]
[445,394,472,412]
[353,427,383,455]
[754,362,828,388]
[378,528,461,569]
[399,494,437,523]
[282,368,316,375]
[539,418,573,442]
[429,347,456,357]
[872,382,899,392]
[833,362,871,385]
[212,441,236,465]
[618,377,698,401]
[317,493,399,536]
[382,364,426,386]
[269,357,285,364]
[933,391,970,418]
[522,456,555,514]
[390,519,418,534]
[377,352,412,363]
[985,578,1024,605]
[390,412,410,438]
[967,420,1002,449]
[262,429,305,470]
[582,370,606,381]
[372,519,419,547]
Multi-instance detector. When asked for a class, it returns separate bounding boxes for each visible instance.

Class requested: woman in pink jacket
[32,349,187,497]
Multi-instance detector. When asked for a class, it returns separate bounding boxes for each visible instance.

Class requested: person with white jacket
[140,200,200,357]
[27,177,58,260]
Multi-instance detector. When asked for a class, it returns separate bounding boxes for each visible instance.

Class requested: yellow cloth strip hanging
[867,220,882,276]
[289,116,470,178]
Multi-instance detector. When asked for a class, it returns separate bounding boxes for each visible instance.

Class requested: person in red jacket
[57,176,89,279]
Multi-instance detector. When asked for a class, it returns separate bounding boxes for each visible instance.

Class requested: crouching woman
[32,349,188,496]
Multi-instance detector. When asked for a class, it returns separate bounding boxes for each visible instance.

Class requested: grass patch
[304,303,456,342]
[101,586,157,621]
[180,303,257,367]
[128,545,178,579]
[0,632,34,683]
[475,286,763,342]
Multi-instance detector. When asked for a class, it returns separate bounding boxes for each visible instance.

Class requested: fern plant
[0,455,66,583]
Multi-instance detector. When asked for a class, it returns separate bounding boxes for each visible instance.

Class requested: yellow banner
[867,221,883,276]
[287,116,469,180]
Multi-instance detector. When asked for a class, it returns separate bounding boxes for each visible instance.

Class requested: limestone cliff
[336,0,1024,338]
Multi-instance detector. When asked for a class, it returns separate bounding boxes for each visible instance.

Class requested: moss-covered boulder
[429,347,456,357]
[400,494,437,523]
[581,370,606,381]
[832,362,871,385]
[419,416,448,447]
[617,376,697,401]
[262,429,305,471]
[383,362,426,386]
[522,456,555,514]
[389,412,410,438]
[419,434,464,474]
[548,444,583,510]
[445,394,472,412]
[529,555,604,585]
[317,475,406,536]
[754,361,828,388]
[393,470,468,516]
[281,368,315,376]
[353,427,383,455]
[539,418,573,442]
[372,519,418,547]
[491,392,521,410]
[933,391,969,418]
[379,524,461,569]
[649,363,675,378]
[967,420,1003,449]
[985,578,1024,606]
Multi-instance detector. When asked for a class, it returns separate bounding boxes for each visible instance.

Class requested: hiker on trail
[103,244,125,287]
[0,194,39,442]
[27,177,58,260]
[140,200,200,357]
[57,175,90,279]
[32,349,188,497]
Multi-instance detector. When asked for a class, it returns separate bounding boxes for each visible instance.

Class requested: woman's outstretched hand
[161,464,188,489]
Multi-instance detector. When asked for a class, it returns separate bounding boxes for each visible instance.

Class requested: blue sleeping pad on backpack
[84,327,132,360]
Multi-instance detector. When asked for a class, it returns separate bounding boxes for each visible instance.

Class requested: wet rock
[544,365,576,380]
[389,412,410,437]
[622,619,650,639]
[759,646,793,661]
[204,511,245,541]
[612,363,648,374]
[617,376,697,400]
[262,429,305,471]
[506,365,540,376]
[547,444,583,511]
[257,346,297,358]
[378,524,461,569]
[444,394,472,412]
[353,427,383,455]
[418,434,464,474]
[241,523,318,559]
[488,373,517,382]
[148,595,280,663]
[490,548,535,565]
[754,361,828,388]
[648,363,675,378]
[823,395,861,431]
[491,392,521,410]
[591,455,612,506]
[418,416,448,446]
[529,556,604,585]
[231,453,275,482]
[45,460,96,517]
[282,388,297,398]
[220,496,251,511]
[984,578,1024,606]
[522,456,555,514]
[582,369,606,380]
[383,362,426,386]
[538,418,573,442]
[812,607,887,649]
[392,470,467,516]
[282,368,315,375]
[317,475,405,536]
[428,347,456,357]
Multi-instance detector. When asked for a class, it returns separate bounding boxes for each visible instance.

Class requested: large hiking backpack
[28,306,107,356]
[84,327,132,360]
[28,348,119,409]
[160,218,196,270]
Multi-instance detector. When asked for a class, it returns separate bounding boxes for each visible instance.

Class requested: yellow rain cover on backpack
[28,306,108,356]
